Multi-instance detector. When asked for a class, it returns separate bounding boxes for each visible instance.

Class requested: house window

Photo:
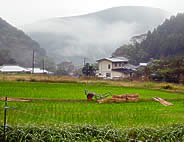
[115,63,117,67]
[119,63,121,67]
[106,73,111,78]
[108,64,111,69]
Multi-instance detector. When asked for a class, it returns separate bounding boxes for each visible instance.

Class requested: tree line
[113,13,184,65]
[137,57,184,83]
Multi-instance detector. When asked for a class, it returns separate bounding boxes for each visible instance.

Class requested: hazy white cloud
[25,18,138,59]
[0,0,183,27]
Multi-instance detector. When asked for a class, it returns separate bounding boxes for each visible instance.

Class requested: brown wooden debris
[153,97,174,106]
[97,94,139,104]
[0,97,31,102]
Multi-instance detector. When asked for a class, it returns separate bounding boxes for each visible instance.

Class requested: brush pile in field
[97,94,139,103]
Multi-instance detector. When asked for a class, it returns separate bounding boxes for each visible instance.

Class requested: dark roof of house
[124,64,138,70]
[112,64,137,73]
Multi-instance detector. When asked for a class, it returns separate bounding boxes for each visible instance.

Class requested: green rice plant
[0,100,184,128]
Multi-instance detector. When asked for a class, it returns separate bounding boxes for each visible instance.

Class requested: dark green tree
[147,56,184,83]
[82,63,96,76]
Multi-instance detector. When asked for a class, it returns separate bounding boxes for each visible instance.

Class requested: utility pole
[84,58,86,67]
[43,58,45,74]
[32,50,35,74]
[4,96,8,142]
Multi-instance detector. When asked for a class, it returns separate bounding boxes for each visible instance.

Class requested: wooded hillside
[0,17,46,67]
[113,13,184,64]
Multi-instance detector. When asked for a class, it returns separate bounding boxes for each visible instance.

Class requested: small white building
[0,65,31,74]
[28,68,53,74]
[97,56,137,79]
[139,63,148,67]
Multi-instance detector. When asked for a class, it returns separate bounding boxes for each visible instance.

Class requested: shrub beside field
[0,124,184,141]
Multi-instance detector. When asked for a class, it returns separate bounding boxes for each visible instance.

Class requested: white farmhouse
[0,65,31,74]
[97,56,137,79]
[0,65,53,74]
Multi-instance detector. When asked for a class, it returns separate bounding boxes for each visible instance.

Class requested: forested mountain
[23,6,169,64]
[113,13,184,65]
[0,17,46,67]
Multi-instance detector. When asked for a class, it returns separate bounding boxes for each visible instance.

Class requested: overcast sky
[0,0,183,27]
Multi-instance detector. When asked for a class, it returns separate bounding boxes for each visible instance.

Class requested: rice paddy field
[0,81,184,141]
[0,81,184,99]
[0,81,184,126]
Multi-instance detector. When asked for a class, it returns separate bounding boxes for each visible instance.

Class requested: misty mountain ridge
[24,6,170,64]
[0,17,46,67]
[113,13,184,64]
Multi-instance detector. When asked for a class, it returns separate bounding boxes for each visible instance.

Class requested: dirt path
[0,97,184,103]
[0,97,31,102]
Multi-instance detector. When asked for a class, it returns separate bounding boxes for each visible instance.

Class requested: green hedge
[1,124,184,141]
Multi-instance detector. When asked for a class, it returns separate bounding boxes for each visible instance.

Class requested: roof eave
[96,58,112,62]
